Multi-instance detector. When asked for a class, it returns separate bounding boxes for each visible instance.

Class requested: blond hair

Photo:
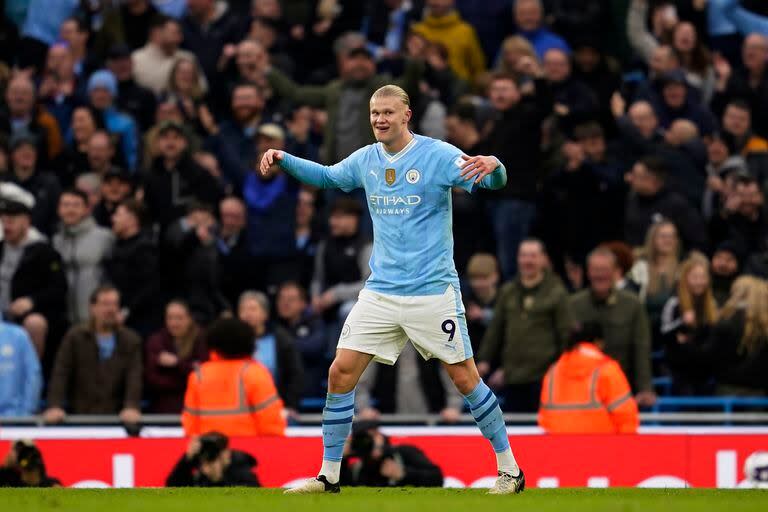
[371,85,410,107]
[677,253,718,327]
[497,35,538,75]
[720,276,768,354]
[642,220,681,296]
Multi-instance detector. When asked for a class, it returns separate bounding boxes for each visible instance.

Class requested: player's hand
[459,155,500,184]
[259,149,285,176]
[42,407,66,424]
[380,458,405,481]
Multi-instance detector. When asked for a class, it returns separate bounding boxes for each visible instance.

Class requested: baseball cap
[157,120,188,138]
[87,70,118,97]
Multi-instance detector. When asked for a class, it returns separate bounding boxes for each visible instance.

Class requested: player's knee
[450,367,480,395]
[328,359,357,393]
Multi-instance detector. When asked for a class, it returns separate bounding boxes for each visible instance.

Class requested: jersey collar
[379,134,418,164]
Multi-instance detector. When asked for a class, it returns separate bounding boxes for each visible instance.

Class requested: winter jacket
[102,107,139,172]
[180,1,244,81]
[411,10,485,81]
[538,342,639,434]
[144,327,208,413]
[104,231,160,334]
[0,321,41,416]
[0,233,67,325]
[479,272,571,384]
[624,187,708,250]
[53,217,115,325]
[47,324,143,414]
[567,289,653,392]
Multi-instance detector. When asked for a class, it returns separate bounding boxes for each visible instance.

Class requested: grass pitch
[2,488,767,512]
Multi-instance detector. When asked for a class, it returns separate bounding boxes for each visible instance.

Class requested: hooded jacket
[411,10,485,81]
[53,217,115,324]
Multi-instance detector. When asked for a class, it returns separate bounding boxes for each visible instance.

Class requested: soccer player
[261,85,524,495]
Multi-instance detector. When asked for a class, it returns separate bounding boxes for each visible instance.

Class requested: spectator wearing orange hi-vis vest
[538,323,639,434]
[182,318,286,437]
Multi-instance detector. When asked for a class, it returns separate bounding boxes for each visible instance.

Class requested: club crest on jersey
[406,169,420,184]
[385,168,396,185]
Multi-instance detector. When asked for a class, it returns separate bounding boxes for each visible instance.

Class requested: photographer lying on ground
[340,420,443,487]
[165,431,260,487]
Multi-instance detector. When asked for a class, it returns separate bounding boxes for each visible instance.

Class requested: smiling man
[261,85,524,495]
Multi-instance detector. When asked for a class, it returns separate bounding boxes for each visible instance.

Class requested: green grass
[1,488,767,512]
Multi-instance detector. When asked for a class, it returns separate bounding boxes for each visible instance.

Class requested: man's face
[649,46,677,75]
[543,50,570,83]
[72,108,97,143]
[370,95,411,146]
[628,103,658,139]
[329,212,359,237]
[219,198,246,235]
[87,134,113,169]
[723,106,751,137]
[186,0,213,18]
[517,241,545,280]
[46,45,73,77]
[158,130,187,160]
[58,193,89,226]
[514,0,542,32]
[488,78,520,111]
[0,214,30,245]
[111,204,134,235]
[737,183,764,217]
[103,178,131,204]
[588,254,616,296]
[743,35,768,72]
[662,82,686,109]
[231,86,263,123]
[11,144,37,171]
[107,56,132,82]
[340,52,376,82]
[573,46,599,73]
[238,298,267,331]
[712,250,738,277]
[91,290,120,328]
[581,136,605,161]
[161,21,183,52]
[5,78,35,116]
[60,20,87,49]
[237,41,265,74]
[89,87,113,110]
[427,0,453,17]
[277,286,306,321]
[707,138,729,165]
[629,162,661,196]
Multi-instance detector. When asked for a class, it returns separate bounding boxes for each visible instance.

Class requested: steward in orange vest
[538,323,639,434]
[182,318,286,437]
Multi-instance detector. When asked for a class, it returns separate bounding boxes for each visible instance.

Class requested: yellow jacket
[411,11,485,81]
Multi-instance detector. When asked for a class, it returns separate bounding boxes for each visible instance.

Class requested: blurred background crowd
[0,0,768,426]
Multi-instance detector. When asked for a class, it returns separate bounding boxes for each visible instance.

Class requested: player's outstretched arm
[260,149,356,190]
[459,155,507,190]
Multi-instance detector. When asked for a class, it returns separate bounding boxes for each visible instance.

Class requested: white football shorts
[337,284,472,365]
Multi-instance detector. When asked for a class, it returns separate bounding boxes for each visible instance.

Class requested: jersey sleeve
[280,147,364,192]
[434,141,476,193]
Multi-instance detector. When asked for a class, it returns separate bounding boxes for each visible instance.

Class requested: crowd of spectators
[1,0,768,423]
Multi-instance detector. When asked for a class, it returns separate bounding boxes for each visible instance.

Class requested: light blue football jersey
[284,134,474,297]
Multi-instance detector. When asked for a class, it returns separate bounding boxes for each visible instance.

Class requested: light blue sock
[321,389,355,462]
[465,380,510,453]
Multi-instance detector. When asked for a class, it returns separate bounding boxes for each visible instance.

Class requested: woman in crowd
[144,300,208,414]
[672,21,715,103]
[163,57,215,138]
[630,220,683,345]
[660,253,719,394]
[58,105,107,186]
[676,276,768,397]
